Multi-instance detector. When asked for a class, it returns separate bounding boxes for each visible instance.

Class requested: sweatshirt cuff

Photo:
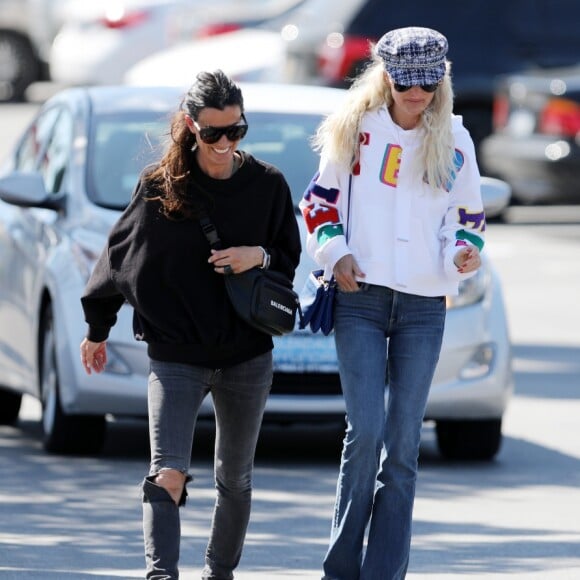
[86,326,111,343]
[315,235,351,272]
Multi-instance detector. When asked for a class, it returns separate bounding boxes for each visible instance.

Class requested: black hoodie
[81,151,301,368]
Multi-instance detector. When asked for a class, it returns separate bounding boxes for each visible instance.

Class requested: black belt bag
[225,267,299,336]
[199,213,299,336]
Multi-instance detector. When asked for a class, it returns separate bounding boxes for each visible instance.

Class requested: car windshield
[88,111,323,210]
[88,113,168,209]
[244,111,322,205]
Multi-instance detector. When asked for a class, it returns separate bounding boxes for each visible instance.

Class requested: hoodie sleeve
[298,156,352,273]
[80,245,126,342]
[440,127,486,281]
[79,178,148,342]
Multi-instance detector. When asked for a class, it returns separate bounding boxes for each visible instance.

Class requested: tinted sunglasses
[193,114,248,144]
[393,82,440,93]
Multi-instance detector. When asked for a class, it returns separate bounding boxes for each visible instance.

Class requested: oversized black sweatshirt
[81,151,301,368]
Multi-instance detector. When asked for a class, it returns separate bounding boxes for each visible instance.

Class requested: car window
[89,115,167,209]
[39,108,73,194]
[88,111,322,210]
[243,111,322,206]
[15,107,61,172]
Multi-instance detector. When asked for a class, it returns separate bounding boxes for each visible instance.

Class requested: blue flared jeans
[322,284,446,580]
[144,351,272,580]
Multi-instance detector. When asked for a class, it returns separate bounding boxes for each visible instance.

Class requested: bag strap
[198,211,223,250]
[323,173,353,283]
[345,172,353,242]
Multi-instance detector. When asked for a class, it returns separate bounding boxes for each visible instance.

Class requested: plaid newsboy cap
[375,26,448,86]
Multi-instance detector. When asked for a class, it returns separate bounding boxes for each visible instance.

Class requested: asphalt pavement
[0,102,579,579]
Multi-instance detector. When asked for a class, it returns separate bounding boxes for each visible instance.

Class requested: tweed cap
[375,26,448,86]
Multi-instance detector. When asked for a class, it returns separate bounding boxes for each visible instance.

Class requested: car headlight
[446,261,490,309]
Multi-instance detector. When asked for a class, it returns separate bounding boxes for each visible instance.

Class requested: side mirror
[481,176,511,219]
[0,172,65,210]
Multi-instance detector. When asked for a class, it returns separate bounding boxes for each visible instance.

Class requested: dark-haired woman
[79,70,300,580]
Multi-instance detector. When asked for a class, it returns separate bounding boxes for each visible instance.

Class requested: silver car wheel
[39,305,106,454]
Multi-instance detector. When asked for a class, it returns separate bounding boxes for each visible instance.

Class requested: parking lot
[2,3,580,576]
[0,100,579,579]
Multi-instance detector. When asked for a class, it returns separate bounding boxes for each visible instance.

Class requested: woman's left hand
[454,246,481,274]
[209,246,263,275]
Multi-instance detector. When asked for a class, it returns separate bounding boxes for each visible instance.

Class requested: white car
[49,0,303,86]
[0,0,71,101]
[0,83,513,460]
[124,28,285,86]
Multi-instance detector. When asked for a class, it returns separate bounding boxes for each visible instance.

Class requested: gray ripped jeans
[142,351,273,580]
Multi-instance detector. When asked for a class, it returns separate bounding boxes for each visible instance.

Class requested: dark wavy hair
[145,70,244,219]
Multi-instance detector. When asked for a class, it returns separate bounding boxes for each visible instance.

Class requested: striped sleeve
[298,158,352,271]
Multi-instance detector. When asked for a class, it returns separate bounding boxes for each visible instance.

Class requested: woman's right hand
[333,254,365,292]
[80,338,108,375]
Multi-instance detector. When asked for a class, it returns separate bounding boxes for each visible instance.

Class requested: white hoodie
[299,105,485,297]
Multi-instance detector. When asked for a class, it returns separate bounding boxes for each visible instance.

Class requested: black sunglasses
[393,82,440,93]
[193,114,248,144]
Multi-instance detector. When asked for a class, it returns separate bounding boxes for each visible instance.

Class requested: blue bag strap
[345,172,353,242]
[324,173,353,281]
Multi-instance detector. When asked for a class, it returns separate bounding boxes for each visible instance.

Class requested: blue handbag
[298,269,337,335]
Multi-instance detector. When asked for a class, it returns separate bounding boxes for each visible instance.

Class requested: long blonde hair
[311,50,456,190]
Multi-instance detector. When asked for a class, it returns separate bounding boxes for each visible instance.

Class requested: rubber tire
[40,305,106,455]
[0,387,22,424]
[436,419,502,461]
[0,32,40,102]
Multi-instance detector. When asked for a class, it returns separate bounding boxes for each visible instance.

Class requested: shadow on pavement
[2,338,578,578]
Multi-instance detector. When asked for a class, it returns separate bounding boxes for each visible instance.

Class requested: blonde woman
[299,27,485,579]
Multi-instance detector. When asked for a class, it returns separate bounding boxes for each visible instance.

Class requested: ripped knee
[142,470,192,507]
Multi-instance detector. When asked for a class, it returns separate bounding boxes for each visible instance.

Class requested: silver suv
[0,0,67,101]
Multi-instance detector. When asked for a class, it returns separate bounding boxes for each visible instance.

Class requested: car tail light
[492,94,510,130]
[539,98,580,136]
[318,35,372,83]
[196,23,242,38]
[100,8,150,29]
